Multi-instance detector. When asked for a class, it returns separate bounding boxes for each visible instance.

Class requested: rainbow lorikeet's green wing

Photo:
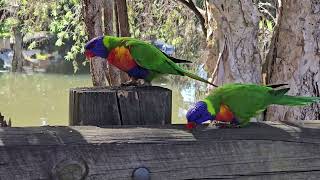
[186,83,320,129]
[207,84,279,127]
[85,36,203,86]
[122,39,217,86]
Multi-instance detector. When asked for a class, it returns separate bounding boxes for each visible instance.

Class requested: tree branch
[176,0,207,37]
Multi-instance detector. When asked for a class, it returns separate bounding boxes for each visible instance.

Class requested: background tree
[104,0,130,86]
[207,1,262,85]
[265,0,320,121]
[83,0,106,86]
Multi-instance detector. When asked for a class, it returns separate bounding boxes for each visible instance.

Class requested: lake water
[0,73,207,126]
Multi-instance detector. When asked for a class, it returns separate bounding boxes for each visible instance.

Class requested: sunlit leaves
[55,38,63,46]
[47,0,87,71]
[127,0,205,61]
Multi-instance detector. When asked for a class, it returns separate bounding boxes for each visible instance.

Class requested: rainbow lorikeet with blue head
[186,83,320,129]
[84,36,217,87]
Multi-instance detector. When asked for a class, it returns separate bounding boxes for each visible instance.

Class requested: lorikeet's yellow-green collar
[203,99,215,116]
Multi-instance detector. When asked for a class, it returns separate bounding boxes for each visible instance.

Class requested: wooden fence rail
[0,121,319,179]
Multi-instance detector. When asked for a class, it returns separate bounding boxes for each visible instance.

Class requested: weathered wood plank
[0,121,320,179]
[69,86,172,126]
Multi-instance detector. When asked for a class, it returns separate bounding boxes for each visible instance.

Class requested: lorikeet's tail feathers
[274,95,320,106]
[266,83,289,89]
[182,70,218,87]
[271,88,290,96]
[161,52,192,63]
[170,57,192,64]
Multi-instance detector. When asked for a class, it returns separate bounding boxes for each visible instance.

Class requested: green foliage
[127,0,205,62]
[0,18,16,38]
[48,0,87,72]
[35,53,48,60]
[259,17,274,32]
[2,0,205,73]
[1,0,86,72]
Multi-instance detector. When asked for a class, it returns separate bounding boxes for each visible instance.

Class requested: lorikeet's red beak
[85,50,95,60]
[186,122,196,130]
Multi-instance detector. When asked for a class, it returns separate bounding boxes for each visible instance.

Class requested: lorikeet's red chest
[215,104,234,122]
[107,46,137,72]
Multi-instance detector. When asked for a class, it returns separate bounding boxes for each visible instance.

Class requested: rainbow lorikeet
[186,83,320,129]
[84,36,217,87]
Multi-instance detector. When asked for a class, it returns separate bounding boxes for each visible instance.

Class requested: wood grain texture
[69,86,172,126]
[0,121,320,179]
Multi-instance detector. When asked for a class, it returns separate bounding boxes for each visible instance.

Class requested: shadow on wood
[69,86,172,126]
[0,121,320,179]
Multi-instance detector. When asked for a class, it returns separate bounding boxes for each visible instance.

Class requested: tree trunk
[11,27,23,72]
[83,0,106,86]
[115,0,130,37]
[203,3,219,78]
[114,1,120,37]
[206,0,262,86]
[113,0,130,83]
[265,0,320,122]
[102,0,129,86]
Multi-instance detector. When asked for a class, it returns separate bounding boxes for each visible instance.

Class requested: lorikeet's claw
[230,117,241,128]
[217,118,241,128]
[207,120,218,129]
[138,79,152,86]
[121,78,139,86]
[121,81,139,86]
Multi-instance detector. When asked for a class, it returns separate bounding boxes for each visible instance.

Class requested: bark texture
[69,86,172,126]
[207,0,262,85]
[204,3,219,76]
[266,0,320,121]
[11,27,23,72]
[114,0,130,84]
[84,0,106,86]
[115,0,130,37]
[103,0,121,86]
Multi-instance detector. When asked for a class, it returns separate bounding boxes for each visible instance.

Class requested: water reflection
[0,73,207,126]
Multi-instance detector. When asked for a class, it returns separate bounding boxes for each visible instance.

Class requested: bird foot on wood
[121,80,139,86]
[120,79,152,87]
[208,120,241,129]
[138,79,152,86]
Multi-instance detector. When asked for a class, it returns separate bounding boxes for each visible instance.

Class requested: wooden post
[69,86,172,126]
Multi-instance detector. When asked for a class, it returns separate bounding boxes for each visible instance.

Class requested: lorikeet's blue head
[84,36,109,59]
[186,101,214,129]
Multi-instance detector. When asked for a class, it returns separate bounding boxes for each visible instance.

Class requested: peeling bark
[84,0,106,86]
[206,0,262,86]
[203,3,219,76]
[266,0,320,121]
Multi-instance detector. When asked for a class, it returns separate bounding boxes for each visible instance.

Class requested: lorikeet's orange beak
[85,50,95,61]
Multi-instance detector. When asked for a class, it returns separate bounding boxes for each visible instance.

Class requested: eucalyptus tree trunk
[206,0,262,85]
[203,3,219,77]
[265,0,320,122]
[103,0,129,86]
[11,26,23,72]
[83,0,106,86]
[114,0,130,83]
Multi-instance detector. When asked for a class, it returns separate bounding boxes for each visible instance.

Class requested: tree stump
[69,86,172,126]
